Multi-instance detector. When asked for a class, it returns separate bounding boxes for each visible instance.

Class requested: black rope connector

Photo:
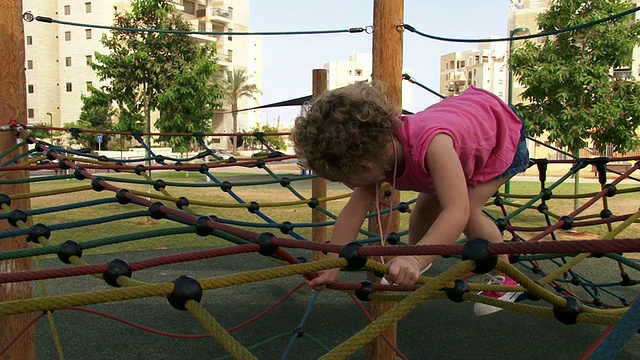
[27,223,51,243]
[279,177,291,187]
[553,296,584,325]
[116,189,131,204]
[537,203,549,214]
[247,201,260,213]
[57,240,83,264]
[445,279,470,303]
[45,150,57,161]
[599,209,613,219]
[220,181,232,192]
[34,15,53,23]
[386,232,400,245]
[559,216,574,230]
[114,161,123,172]
[59,158,71,170]
[493,197,504,206]
[73,168,86,180]
[307,198,319,209]
[339,242,367,271]
[174,161,182,171]
[279,221,294,234]
[348,27,365,33]
[153,179,166,191]
[91,177,105,192]
[397,202,409,213]
[402,23,416,32]
[98,155,108,162]
[167,275,202,311]
[103,258,132,287]
[494,218,508,232]
[198,163,209,174]
[154,155,165,164]
[255,158,265,168]
[604,184,617,197]
[541,188,553,200]
[8,209,27,227]
[176,196,189,209]
[148,202,165,219]
[134,164,146,175]
[461,238,497,274]
[293,327,304,338]
[570,158,588,172]
[257,232,278,256]
[355,280,376,301]
[0,194,10,207]
[194,216,213,237]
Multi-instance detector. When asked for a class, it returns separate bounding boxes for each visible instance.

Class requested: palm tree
[218,68,261,151]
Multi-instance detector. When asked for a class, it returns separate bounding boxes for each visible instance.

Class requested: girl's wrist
[409,255,425,271]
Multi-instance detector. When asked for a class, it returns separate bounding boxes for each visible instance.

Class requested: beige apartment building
[22,0,262,147]
[323,51,413,111]
[440,41,508,102]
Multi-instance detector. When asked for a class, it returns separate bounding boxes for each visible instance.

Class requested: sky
[248,0,512,127]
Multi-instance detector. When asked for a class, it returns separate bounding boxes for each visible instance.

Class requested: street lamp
[505,27,529,197]
[46,112,52,143]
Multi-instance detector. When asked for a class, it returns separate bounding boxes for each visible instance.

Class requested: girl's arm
[306,183,376,290]
[386,134,470,285]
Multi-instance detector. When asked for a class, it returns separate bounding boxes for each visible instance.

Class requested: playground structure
[2,1,640,359]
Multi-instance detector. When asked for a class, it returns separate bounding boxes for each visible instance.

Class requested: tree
[511,0,640,157]
[78,86,114,149]
[156,46,224,154]
[242,122,287,151]
[218,69,262,150]
[89,0,218,140]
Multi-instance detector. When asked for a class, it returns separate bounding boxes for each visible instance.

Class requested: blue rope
[588,294,640,359]
[281,290,321,360]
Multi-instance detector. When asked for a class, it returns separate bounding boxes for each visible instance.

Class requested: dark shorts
[498,106,530,179]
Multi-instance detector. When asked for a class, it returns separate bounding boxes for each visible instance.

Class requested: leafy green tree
[89,0,217,139]
[511,0,640,157]
[242,123,287,151]
[156,46,224,154]
[78,86,114,149]
[218,69,262,150]
[28,122,50,143]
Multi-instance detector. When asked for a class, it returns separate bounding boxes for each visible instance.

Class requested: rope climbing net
[1,124,640,359]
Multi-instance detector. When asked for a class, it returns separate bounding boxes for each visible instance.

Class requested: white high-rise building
[323,51,413,113]
[22,0,262,146]
[439,41,508,102]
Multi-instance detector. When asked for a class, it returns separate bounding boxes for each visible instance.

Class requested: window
[355,69,362,76]
[66,83,72,92]
[86,81,93,91]
[26,36,32,45]
[227,49,233,62]
[65,57,72,66]
[27,109,34,118]
[27,60,33,69]
[64,31,71,41]
[27,84,34,94]
[228,28,232,41]
[85,29,92,39]
[85,2,92,13]
[64,5,70,15]
[86,55,93,65]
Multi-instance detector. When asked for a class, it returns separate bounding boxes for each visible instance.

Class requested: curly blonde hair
[290,81,400,179]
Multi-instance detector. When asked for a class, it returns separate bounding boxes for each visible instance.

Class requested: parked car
[251,149,283,158]
[209,149,234,160]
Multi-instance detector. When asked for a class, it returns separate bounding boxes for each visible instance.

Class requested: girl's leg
[408,193,442,268]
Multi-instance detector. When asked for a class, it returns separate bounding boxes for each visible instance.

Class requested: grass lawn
[21,169,640,256]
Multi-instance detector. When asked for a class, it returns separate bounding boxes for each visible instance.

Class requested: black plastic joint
[339,242,367,271]
[27,223,51,243]
[148,202,166,219]
[559,216,574,230]
[553,296,584,325]
[386,232,400,245]
[116,189,132,204]
[103,259,132,287]
[355,280,376,301]
[91,177,106,192]
[445,279,470,303]
[257,232,278,256]
[461,238,498,274]
[153,179,166,191]
[8,209,27,227]
[194,216,213,237]
[167,275,203,311]
[176,196,189,209]
[57,240,83,264]
[279,221,294,234]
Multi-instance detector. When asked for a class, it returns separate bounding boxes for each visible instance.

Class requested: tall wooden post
[311,69,329,261]
[0,1,36,359]
[366,1,403,359]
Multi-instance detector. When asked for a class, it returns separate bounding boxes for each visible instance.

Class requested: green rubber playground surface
[29,248,640,360]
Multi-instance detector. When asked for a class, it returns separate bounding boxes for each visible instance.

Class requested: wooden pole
[366,1,403,359]
[0,1,36,359]
[311,69,329,261]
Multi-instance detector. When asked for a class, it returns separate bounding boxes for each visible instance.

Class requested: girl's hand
[306,268,340,291]
[385,256,422,286]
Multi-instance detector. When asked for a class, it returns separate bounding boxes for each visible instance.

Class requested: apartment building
[22,0,262,145]
[440,41,508,102]
[323,51,413,112]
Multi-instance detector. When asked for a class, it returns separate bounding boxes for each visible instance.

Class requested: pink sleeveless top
[385,86,522,194]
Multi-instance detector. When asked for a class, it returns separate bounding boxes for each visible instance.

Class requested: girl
[290,81,529,316]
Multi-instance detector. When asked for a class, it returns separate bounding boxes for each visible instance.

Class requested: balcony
[211,7,232,24]
[215,52,232,66]
[169,0,185,11]
[613,68,632,80]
